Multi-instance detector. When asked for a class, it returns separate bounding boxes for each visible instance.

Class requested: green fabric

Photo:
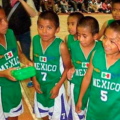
[70,40,103,110]
[0,29,20,87]
[0,29,21,112]
[67,34,77,52]
[33,35,63,107]
[87,49,120,120]
[1,82,21,112]
[107,19,115,26]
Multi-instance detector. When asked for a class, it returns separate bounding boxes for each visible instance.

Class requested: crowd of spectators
[34,0,112,14]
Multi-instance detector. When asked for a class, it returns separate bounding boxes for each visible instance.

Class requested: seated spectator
[73,0,83,11]
[60,0,73,13]
[102,0,111,13]
[54,0,61,14]
[107,0,112,12]
[88,0,98,13]
[95,0,103,12]
[44,0,56,12]
[67,0,78,12]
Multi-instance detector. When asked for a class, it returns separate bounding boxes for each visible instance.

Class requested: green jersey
[87,49,120,120]
[33,35,63,84]
[0,29,20,87]
[33,35,63,107]
[70,40,103,109]
[107,19,115,26]
[67,34,76,52]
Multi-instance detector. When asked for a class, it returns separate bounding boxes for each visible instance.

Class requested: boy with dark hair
[76,20,120,120]
[0,6,32,120]
[67,16,103,120]
[32,11,71,120]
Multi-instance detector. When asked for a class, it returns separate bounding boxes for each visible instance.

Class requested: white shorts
[68,83,86,120]
[4,100,24,119]
[34,84,68,120]
[0,87,23,120]
[0,87,5,120]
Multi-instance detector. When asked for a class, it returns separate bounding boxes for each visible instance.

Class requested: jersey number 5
[41,72,47,81]
[101,90,108,102]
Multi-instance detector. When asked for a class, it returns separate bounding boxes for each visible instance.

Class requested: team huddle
[0,0,120,120]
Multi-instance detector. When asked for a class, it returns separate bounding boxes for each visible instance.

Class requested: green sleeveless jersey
[0,29,20,87]
[33,35,63,85]
[87,49,120,120]
[67,34,77,52]
[70,40,103,109]
[107,19,115,26]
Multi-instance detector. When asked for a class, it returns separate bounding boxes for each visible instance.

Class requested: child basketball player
[76,20,120,120]
[67,16,103,120]
[65,12,84,52]
[0,6,32,120]
[32,11,71,120]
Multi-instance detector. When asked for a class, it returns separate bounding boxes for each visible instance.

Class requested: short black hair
[106,20,120,33]
[112,0,120,7]
[78,16,99,35]
[37,11,59,28]
[68,12,84,25]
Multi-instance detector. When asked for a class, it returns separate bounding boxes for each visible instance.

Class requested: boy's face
[67,16,78,36]
[112,3,120,20]
[37,18,59,42]
[0,9,8,35]
[77,26,95,47]
[102,28,119,55]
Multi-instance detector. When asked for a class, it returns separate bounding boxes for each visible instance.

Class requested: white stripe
[68,83,86,120]
[4,100,23,118]
[0,87,5,120]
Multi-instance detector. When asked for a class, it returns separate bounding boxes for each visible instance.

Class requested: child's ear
[56,27,60,33]
[93,33,99,40]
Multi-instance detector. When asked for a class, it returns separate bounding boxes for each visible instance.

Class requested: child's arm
[75,53,94,113]
[97,21,107,40]
[67,67,75,80]
[50,42,72,99]
[0,68,17,81]
[64,35,68,44]
[32,76,43,94]
[17,43,33,66]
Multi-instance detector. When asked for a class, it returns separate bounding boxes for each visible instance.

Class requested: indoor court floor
[19,13,112,120]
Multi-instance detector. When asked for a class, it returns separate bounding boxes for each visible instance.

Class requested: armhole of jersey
[59,41,63,55]
[92,50,96,66]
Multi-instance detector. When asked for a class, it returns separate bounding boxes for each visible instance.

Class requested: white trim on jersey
[34,84,68,120]
[4,100,24,119]
[68,83,86,120]
[0,87,5,120]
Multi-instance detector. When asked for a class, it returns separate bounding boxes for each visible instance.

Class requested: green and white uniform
[86,49,120,120]
[0,29,23,119]
[68,40,103,120]
[67,34,77,52]
[67,34,77,97]
[33,35,68,120]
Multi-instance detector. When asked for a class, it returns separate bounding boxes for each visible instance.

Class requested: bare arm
[97,21,107,40]
[57,42,71,88]
[19,0,37,17]
[50,42,72,98]
[76,52,94,113]
[64,35,68,44]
